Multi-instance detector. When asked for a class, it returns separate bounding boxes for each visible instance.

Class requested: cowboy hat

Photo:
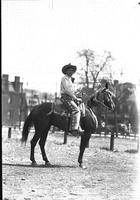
[62,63,77,74]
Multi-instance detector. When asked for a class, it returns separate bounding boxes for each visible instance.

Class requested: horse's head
[87,83,115,110]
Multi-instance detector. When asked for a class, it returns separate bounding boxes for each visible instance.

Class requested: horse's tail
[21,111,33,143]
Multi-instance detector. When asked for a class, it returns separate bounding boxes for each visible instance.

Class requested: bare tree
[77,49,114,92]
[91,51,113,91]
[77,49,95,88]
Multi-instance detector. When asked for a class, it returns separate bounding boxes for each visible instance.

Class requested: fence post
[105,107,108,135]
[63,131,68,144]
[110,131,115,151]
[8,127,12,138]
[63,114,68,144]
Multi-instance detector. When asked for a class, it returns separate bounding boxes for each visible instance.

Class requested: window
[8,96,12,104]
[7,111,11,120]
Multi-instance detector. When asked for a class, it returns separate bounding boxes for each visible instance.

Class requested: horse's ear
[105,82,108,89]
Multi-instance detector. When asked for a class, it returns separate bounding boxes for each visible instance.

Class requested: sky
[2,0,140,94]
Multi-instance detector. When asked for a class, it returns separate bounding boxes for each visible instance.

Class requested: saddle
[53,98,70,116]
[54,98,85,117]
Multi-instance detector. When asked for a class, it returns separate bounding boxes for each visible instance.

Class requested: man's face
[66,68,75,77]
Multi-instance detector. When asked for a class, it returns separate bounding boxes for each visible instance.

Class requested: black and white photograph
[2,0,140,199]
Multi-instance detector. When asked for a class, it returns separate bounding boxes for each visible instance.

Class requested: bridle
[87,88,114,111]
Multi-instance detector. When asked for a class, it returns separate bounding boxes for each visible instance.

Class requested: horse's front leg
[78,133,91,168]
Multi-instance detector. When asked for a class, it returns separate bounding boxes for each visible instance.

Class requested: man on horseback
[60,63,84,136]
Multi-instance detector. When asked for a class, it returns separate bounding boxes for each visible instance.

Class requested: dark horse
[21,84,115,168]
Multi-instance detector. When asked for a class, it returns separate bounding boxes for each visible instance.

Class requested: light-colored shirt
[60,75,76,99]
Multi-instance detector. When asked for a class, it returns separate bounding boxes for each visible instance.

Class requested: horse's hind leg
[30,132,40,166]
[39,130,50,166]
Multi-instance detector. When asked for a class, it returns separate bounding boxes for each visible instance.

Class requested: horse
[21,84,115,168]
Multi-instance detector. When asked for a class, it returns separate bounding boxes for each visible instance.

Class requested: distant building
[2,74,27,128]
[23,89,55,115]
[23,88,40,114]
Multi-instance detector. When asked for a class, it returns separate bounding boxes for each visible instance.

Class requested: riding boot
[78,125,84,135]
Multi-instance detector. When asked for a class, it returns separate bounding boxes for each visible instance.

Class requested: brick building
[2,74,27,128]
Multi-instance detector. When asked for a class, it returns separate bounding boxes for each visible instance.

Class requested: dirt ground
[2,128,140,200]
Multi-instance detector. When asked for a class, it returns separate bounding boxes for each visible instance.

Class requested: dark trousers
[61,94,81,131]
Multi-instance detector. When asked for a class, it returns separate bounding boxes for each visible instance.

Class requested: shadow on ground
[2,162,77,168]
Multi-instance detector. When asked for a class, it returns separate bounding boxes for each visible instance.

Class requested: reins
[87,107,98,128]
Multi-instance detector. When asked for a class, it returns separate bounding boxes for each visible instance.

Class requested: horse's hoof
[45,161,52,167]
[31,161,38,167]
[79,164,87,169]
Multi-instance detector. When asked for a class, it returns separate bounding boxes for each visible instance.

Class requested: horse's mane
[86,92,101,108]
